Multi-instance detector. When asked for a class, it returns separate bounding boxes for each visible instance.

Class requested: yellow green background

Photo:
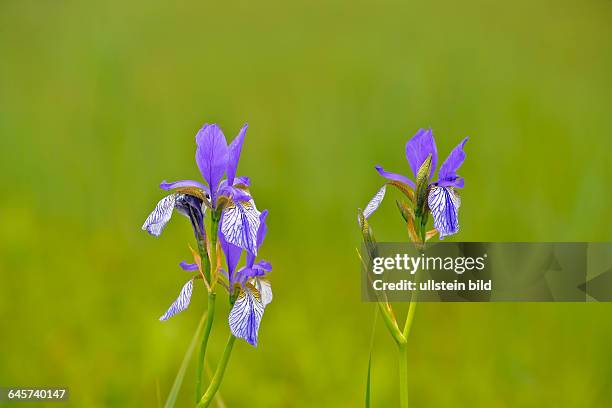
[1,0,611,406]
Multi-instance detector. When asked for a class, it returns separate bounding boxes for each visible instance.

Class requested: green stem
[377,302,404,345]
[398,342,409,408]
[197,335,236,408]
[195,292,216,403]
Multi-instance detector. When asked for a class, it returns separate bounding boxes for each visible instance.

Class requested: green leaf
[165,313,208,408]
[365,307,378,408]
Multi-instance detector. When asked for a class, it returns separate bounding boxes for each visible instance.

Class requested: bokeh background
[1,0,612,406]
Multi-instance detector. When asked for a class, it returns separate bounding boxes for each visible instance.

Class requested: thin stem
[398,343,409,408]
[197,335,236,408]
[195,292,216,403]
[377,302,405,345]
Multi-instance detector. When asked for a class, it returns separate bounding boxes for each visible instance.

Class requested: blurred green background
[1,0,611,406]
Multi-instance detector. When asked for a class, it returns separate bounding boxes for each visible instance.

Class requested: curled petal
[246,210,269,268]
[362,185,387,221]
[218,184,251,203]
[195,124,228,205]
[175,194,206,239]
[427,185,461,239]
[437,137,468,188]
[179,261,199,271]
[236,260,271,285]
[405,128,437,180]
[221,199,261,256]
[160,180,209,194]
[159,280,194,321]
[375,165,415,188]
[142,194,177,237]
[229,283,264,346]
[226,124,247,186]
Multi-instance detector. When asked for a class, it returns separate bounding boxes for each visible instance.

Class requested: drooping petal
[219,216,243,282]
[375,165,415,188]
[362,185,387,220]
[159,280,194,321]
[221,199,261,256]
[142,194,178,237]
[226,124,247,186]
[254,278,273,307]
[195,124,228,205]
[427,185,461,239]
[228,283,264,346]
[175,194,206,239]
[179,261,199,271]
[405,128,437,180]
[437,137,468,188]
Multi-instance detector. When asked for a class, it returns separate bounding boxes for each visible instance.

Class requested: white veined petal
[221,199,261,256]
[362,185,387,221]
[253,278,273,307]
[427,186,460,239]
[159,279,194,321]
[228,283,264,346]
[142,194,178,237]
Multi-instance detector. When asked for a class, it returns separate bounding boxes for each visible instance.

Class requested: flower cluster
[142,123,272,346]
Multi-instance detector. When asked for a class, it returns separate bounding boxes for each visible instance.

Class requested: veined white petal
[362,185,387,220]
[142,194,178,237]
[228,283,264,346]
[427,185,460,239]
[221,199,261,256]
[159,280,194,321]
[253,278,273,307]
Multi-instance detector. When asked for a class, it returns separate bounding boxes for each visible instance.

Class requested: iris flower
[142,123,264,320]
[221,210,273,346]
[142,123,261,256]
[365,129,468,238]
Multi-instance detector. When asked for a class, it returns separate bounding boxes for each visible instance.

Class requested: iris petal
[179,261,199,271]
[437,137,468,187]
[195,124,228,205]
[405,128,437,180]
[375,165,415,188]
[228,282,265,346]
[226,124,247,186]
[362,184,387,220]
[221,199,261,256]
[159,280,194,321]
[142,194,178,237]
[427,185,461,239]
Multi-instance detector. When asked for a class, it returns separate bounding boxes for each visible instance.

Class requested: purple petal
[226,124,247,186]
[160,180,209,195]
[219,217,243,278]
[228,283,264,346]
[195,124,228,205]
[220,199,261,256]
[159,280,194,321]
[437,137,468,188]
[218,184,252,202]
[218,176,251,189]
[427,185,461,239]
[142,194,178,237]
[179,261,199,271]
[405,128,437,180]
[375,165,415,188]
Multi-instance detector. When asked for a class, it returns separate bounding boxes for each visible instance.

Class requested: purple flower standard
[220,211,272,346]
[365,129,468,238]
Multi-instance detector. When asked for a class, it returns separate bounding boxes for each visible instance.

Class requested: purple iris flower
[221,211,273,346]
[142,123,262,256]
[364,128,468,239]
